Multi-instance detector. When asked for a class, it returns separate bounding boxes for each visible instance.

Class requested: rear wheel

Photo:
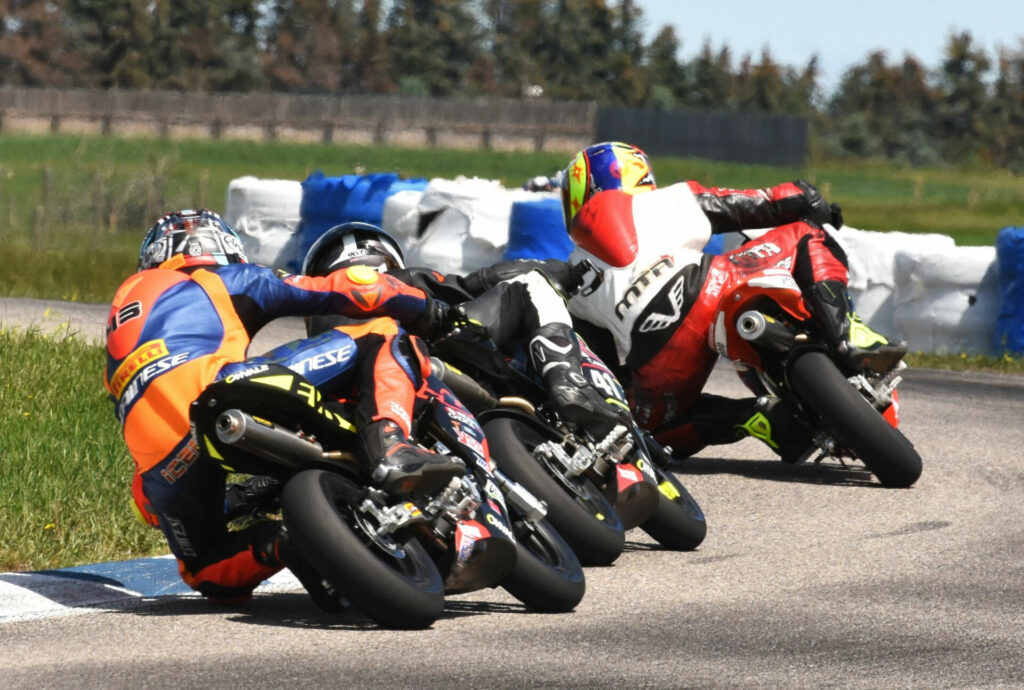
[789,351,922,488]
[501,514,585,613]
[281,469,444,629]
[483,417,625,566]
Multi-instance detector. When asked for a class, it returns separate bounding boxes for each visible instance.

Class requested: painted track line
[0,555,300,624]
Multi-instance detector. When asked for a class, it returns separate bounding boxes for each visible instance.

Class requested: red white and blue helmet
[138,209,247,271]
[561,141,656,231]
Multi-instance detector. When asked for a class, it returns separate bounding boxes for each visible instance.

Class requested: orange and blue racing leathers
[104,262,433,600]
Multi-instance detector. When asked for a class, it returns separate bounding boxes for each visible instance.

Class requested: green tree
[535,0,646,103]
[608,0,646,105]
[936,31,992,163]
[0,0,84,85]
[530,0,578,100]
[65,0,154,88]
[262,0,352,93]
[784,56,822,115]
[480,0,546,97]
[352,0,393,92]
[734,48,784,112]
[986,45,1024,170]
[386,0,484,97]
[684,40,733,110]
[826,51,940,164]
[150,0,263,92]
[733,49,820,116]
[644,25,687,109]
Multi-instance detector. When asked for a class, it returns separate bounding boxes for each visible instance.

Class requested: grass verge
[905,351,1024,374]
[0,326,165,571]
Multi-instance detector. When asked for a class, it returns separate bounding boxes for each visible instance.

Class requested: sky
[636,0,1024,91]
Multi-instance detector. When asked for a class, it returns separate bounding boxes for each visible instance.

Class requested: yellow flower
[44,523,56,531]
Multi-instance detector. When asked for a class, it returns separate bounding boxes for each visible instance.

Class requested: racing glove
[795,179,844,229]
[411,299,489,340]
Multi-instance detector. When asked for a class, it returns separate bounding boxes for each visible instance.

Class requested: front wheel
[483,417,625,566]
[789,351,922,488]
[281,469,445,629]
[500,514,585,613]
[638,446,707,550]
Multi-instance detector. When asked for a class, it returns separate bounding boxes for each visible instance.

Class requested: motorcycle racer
[104,209,463,605]
[557,141,908,460]
[301,222,630,440]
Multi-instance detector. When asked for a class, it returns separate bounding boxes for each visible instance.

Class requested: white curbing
[0,555,301,624]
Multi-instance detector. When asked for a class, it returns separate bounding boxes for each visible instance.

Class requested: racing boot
[807,280,907,374]
[528,323,630,440]
[254,522,344,613]
[736,396,816,464]
[357,419,465,496]
[224,475,281,522]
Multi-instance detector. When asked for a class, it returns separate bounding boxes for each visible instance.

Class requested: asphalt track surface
[2,297,1024,688]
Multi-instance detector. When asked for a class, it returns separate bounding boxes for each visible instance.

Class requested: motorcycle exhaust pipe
[737,311,796,352]
[429,357,500,414]
[215,409,325,469]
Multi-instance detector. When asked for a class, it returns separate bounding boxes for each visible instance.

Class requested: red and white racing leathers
[564,180,848,455]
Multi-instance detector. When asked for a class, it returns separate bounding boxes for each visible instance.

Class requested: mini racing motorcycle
[427,328,707,567]
[190,364,585,630]
[708,260,922,488]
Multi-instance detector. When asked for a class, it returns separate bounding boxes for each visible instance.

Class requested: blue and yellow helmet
[561,141,656,230]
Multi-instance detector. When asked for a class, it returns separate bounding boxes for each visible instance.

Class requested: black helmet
[302,222,405,277]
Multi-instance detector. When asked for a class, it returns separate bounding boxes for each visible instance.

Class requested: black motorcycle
[427,328,707,567]
[191,363,585,629]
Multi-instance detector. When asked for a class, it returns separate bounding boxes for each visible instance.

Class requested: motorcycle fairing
[579,337,660,527]
[710,266,813,368]
[420,375,518,593]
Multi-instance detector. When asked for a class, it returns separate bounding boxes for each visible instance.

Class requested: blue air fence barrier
[295,171,429,272]
[994,226,1024,356]
[502,196,574,261]
[703,233,726,255]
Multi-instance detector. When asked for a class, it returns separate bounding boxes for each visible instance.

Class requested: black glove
[410,299,489,340]
[794,180,844,229]
[827,202,844,229]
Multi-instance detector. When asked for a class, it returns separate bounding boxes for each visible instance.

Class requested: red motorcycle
[708,262,922,488]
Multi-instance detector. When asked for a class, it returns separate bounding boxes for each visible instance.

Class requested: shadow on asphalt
[667,455,880,487]
[132,592,398,630]
[130,591,533,630]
